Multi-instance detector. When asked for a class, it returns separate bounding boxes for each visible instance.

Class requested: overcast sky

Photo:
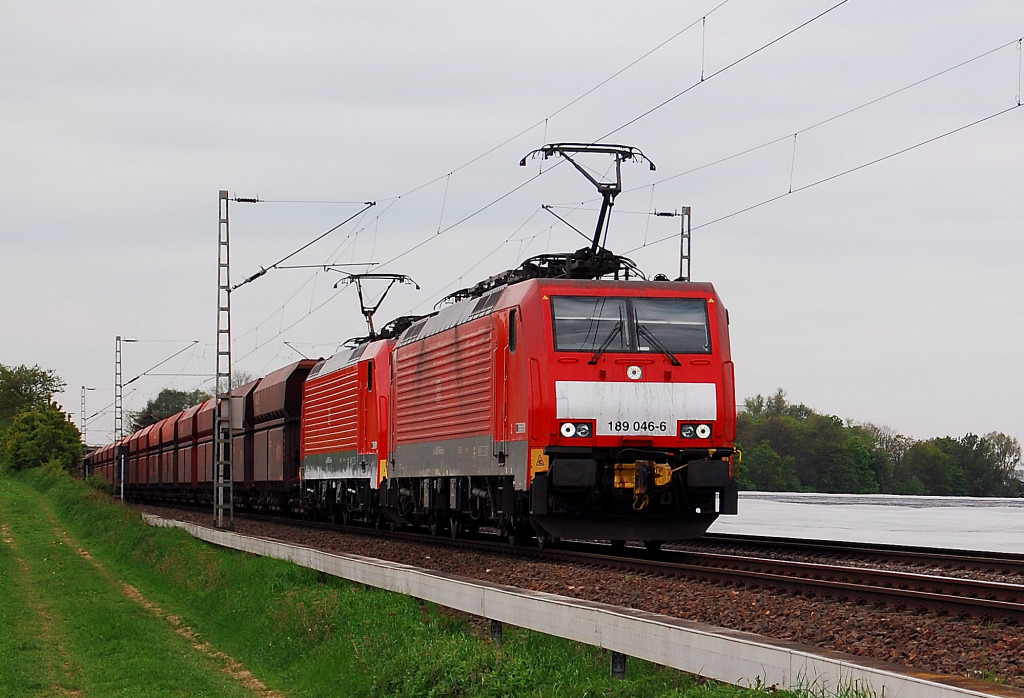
[3,1,1022,450]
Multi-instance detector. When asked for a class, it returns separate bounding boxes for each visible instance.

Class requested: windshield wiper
[636,323,681,366]
[587,320,623,365]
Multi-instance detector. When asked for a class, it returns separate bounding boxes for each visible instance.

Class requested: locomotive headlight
[680,423,713,439]
[560,421,592,438]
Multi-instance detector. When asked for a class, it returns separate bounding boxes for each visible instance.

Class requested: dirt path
[34,497,285,698]
[0,518,82,696]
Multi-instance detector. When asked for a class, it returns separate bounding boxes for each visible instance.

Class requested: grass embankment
[0,468,809,697]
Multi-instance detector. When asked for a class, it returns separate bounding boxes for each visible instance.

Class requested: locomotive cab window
[551,297,629,352]
[551,296,710,355]
[632,298,710,354]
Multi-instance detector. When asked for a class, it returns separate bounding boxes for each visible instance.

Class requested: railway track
[699,532,1024,578]
[609,545,1024,624]
[216,509,1024,625]
[144,501,1024,624]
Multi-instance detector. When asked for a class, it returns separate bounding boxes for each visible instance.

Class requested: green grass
[0,475,258,696]
[3,467,846,697]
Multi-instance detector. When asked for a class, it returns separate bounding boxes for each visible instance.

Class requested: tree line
[737,389,1023,497]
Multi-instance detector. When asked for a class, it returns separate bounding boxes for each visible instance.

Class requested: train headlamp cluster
[559,421,593,438]
[680,423,712,439]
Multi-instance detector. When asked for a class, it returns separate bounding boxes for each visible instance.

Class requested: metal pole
[81,386,87,446]
[214,190,234,528]
[679,206,692,282]
[80,386,94,447]
[115,336,124,499]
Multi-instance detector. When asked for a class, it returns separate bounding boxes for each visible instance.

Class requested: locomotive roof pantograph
[332,273,420,341]
[442,143,657,306]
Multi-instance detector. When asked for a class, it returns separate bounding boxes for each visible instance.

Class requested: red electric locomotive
[361,274,737,546]
[292,269,737,546]
[300,337,394,523]
[297,145,738,545]
[93,143,739,546]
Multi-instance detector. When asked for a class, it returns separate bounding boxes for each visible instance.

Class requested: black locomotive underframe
[121,443,737,544]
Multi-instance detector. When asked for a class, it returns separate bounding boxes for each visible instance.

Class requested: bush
[86,471,114,495]
[0,402,83,472]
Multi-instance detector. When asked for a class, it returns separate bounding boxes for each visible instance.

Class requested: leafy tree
[738,390,880,494]
[736,441,801,491]
[0,364,66,425]
[128,388,210,432]
[854,422,912,492]
[821,435,879,494]
[899,440,965,495]
[743,389,814,421]
[985,432,1024,496]
[0,402,83,473]
[935,432,1022,497]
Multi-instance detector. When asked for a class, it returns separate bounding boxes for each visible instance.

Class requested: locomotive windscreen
[551,296,710,354]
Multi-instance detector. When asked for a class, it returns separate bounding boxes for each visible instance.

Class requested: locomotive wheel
[610,539,627,553]
[645,540,664,553]
[536,533,555,549]
[428,513,443,537]
[448,513,462,539]
[502,518,523,545]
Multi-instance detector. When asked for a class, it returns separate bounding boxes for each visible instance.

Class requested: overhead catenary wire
[373,169,549,273]
[378,0,850,311]
[232,201,376,291]
[401,207,549,315]
[122,341,200,387]
[382,1,726,205]
[227,199,380,359]
[234,285,348,365]
[596,0,852,142]
[538,35,1024,214]
[623,102,1024,255]
[624,36,1024,195]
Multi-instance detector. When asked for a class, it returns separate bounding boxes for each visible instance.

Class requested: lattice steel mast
[679,206,691,282]
[115,336,124,499]
[214,190,234,528]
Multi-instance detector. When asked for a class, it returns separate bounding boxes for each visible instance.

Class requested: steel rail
[700,532,1024,577]
[155,506,1024,624]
